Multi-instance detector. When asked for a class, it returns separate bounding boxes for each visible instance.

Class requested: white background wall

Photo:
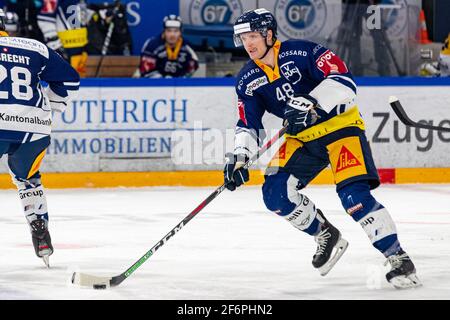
[1,83,449,173]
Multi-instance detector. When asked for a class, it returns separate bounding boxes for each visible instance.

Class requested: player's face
[164,28,182,46]
[240,31,267,60]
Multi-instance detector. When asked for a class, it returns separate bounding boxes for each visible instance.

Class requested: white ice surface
[1,184,450,300]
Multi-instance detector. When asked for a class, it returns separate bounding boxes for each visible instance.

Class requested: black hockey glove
[283,93,320,136]
[223,153,249,191]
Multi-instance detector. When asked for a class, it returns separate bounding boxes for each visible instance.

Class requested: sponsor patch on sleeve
[316,50,348,76]
[237,99,247,126]
[245,76,268,96]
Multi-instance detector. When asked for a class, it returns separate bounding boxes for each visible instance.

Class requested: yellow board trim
[396,168,450,183]
[0,168,449,189]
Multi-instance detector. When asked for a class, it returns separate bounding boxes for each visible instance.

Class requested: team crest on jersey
[275,0,327,39]
[41,0,58,14]
[280,61,302,84]
[245,76,268,96]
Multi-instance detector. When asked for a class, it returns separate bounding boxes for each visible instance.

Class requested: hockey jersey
[0,36,80,142]
[37,0,88,51]
[234,39,363,154]
[139,35,199,78]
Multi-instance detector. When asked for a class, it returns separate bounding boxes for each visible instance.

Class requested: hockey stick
[71,126,287,289]
[389,96,450,132]
[94,0,121,77]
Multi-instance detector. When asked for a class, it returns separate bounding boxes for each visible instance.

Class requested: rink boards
[0,77,449,188]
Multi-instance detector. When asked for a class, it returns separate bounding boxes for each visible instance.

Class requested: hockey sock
[283,194,323,235]
[14,177,49,230]
[338,181,401,257]
[263,173,323,235]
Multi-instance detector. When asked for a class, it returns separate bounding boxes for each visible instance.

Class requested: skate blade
[42,255,50,268]
[318,238,349,276]
[389,273,422,289]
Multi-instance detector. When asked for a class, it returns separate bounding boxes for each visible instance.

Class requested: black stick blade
[389,96,450,132]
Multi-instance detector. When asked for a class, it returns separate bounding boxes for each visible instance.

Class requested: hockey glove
[224,153,249,191]
[283,94,320,136]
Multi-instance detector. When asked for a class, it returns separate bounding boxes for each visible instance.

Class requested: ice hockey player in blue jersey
[0,8,79,267]
[138,15,199,78]
[37,0,89,76]
[223,8,421,289]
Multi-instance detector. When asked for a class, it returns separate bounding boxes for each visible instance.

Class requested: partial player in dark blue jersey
[0,8,79,267]
[37,0,89,76]
[223,9,420,289]
[138,15,199,78]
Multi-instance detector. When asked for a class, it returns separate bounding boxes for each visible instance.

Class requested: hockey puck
[93,284,107,290]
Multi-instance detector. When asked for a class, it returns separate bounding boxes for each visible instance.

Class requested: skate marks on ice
[0,186,450,299]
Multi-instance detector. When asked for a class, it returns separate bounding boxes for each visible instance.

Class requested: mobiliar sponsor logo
[47,136,172,157]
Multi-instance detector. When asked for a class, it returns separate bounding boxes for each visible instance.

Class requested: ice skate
[30,219,54,268]
[385,250,422,289]
[312,210,348,276]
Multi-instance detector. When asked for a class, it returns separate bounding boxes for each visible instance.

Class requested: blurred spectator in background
[2,8,18,36]
[420,33,450,77]
[136,15,199,78]
[85,0,132,56]
[336,0,395,76]
[37,0,89,76]
[3,0,44,40]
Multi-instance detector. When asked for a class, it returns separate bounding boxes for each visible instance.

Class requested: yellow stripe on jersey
[27,149,47,179]
[286,106,366,143]
[254,40,281,82]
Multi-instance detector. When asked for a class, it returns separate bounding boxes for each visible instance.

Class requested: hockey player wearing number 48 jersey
[224,8,421,289]
[0,9,79,267]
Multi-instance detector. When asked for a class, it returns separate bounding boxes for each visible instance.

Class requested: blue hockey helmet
[233,8,277,47]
